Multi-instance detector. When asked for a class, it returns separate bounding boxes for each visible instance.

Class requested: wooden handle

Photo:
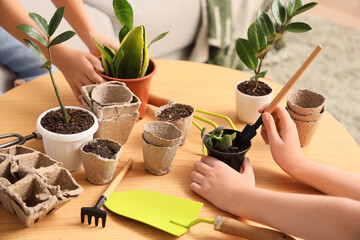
[148,93,172,107]
[103,158,133,198]
[265,45,323,114]
[214,216,295,240]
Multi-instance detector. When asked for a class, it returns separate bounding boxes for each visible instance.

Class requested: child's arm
[261,105,360,200]
[191,156,360,240]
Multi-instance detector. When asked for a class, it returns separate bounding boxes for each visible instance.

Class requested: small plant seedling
[201,126,237,152]
[17,7,76,123]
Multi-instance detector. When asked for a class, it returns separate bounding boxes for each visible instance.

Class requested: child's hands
[190,156,255,213]
[259,105,307,175]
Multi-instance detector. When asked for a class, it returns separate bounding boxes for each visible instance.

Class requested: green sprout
[17,7,76,123]
[201,126,237,152]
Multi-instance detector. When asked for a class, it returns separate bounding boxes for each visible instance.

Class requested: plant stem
[48,68,69,123]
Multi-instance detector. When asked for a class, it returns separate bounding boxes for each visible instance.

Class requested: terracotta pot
[97,58,157,120]
[203,129,251,171]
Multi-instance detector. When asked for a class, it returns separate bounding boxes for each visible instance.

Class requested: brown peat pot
[203,129,251,171]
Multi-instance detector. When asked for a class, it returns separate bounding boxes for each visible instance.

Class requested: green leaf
[272,0,286,26]
[101,56,111,76]
[49,6,65,36]
[49,31,76,47]
[17,24,47,46]
[23,39,47,63]
[104,45,116,58]
[247,22,266,52]
[139,26,149,78]
[113,48,124,78]
[250,71,268,80]
[40,60,52,69]
[230,132,237,141]
[207,139,213,148]
[148,31,169,49]
[93,38,115,75]
[119,25,130,43]
[218,134,233,151]
[286,0,302,16]
[29,13,49,36]
[292,2,318,16]
[113,0,133,29]
[214,126,225,135]
[236,38,258,71]
[201,127,207,140]
[285,22,312,32]
[257,10,275,37]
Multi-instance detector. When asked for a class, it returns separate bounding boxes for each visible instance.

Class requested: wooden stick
[265,45,323,113]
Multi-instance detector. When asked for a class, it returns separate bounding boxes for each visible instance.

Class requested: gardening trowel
[104,190,294,239]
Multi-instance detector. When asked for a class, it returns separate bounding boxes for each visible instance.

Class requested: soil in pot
[156,104,193,121]
[237,80,272,96]
[82,141,116,159]
[40,109,94,134]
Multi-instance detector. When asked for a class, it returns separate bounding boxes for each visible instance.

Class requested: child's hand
[190,156,254,213]
[259,105,308,175]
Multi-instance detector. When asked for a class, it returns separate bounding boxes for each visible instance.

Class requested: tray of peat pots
[155,102,195,145]
[286,89,326,147]
[201,126,251,171]
[80,81,141,145]
[80,138,122,185]
[142,121,183,175]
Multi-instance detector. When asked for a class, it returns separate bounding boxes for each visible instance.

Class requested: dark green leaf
[93,38,115,75]
[272,0,286,26]
[49,6,65,36]
[257,10,275,37]
[40,60,52,69]
[113,0,133,29]
[119,25,130,43]
[218,134,233,151]
[285,22,312,32]
[23,39,47,63]
[250,71,268,80]
[248,22,266,52]
[113,48,124,78]
[104,45,115,58]
[17,24,47,46]
[148,31,169,48]
[101,56,111,76]
[286,0,302,16]
[49,31,76,47]
[292,2,318,16]
[29,13,49,36]
[236,38,258,71]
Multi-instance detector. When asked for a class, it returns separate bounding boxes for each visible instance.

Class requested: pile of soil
[237,80,272,96]
[156,104,193,121]
[40,109,94,134]
[82,141,116,159]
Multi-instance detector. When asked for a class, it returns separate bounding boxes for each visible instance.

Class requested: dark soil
[40,108,94,134]
[82,141,116,159]
[237,80,272,96]
[211,140,249,153]
[157,103,194,121]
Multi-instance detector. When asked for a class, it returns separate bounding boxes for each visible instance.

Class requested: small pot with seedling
[93,0,168,119]
[235,0,317,123]
[17,7,98,171]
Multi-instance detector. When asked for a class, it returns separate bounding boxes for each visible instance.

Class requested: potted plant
[17,7,98,171]
[93,0,168,119]
[235,0,317,123]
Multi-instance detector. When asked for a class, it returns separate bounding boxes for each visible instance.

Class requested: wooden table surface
[0,59,359,240]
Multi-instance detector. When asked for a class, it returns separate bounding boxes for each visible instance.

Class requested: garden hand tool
[0,131,41,148]
[238,45,323,146]
[104,190,294,239]
[81,158,133,228]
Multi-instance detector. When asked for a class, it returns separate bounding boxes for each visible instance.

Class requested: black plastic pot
[203,129,251,171]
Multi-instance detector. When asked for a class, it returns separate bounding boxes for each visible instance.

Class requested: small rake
[81,158,133,227]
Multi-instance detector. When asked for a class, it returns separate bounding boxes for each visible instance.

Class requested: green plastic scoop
[104,190,295,239]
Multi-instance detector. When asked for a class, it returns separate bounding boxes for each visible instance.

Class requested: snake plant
[94,0,168,79]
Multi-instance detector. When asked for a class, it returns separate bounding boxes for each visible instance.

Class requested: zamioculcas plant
[93,0,168,79]
[17,6,76,123]
[236,0,318,91]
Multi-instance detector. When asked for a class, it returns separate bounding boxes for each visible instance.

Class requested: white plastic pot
[36,106,99,171]
[235,80,273,124]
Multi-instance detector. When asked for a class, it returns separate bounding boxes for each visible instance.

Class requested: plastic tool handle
[148,93,172,107]
[214,216,295,240]
[265,45,323,114]
[103,158,133,198]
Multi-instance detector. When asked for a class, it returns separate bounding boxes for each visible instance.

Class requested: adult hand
[190,156,255,213]
[52,45,106,101]
[259,105,308,175]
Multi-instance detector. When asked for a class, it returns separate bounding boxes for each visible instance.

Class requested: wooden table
[0,60,359,240]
